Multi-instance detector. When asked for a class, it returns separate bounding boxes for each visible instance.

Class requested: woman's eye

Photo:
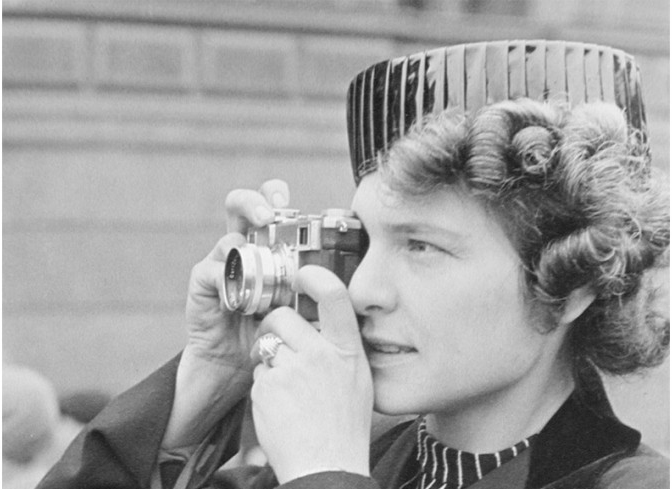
[407,239,442,254]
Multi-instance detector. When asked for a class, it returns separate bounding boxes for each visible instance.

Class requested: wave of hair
[381,98,670,376]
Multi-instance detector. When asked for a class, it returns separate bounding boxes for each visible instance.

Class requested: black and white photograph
[3,1,670,488]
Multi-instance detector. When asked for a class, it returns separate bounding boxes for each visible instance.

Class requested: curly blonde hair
[379,98,669,376]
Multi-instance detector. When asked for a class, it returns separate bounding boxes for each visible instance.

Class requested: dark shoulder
[597,445,669,489]
[369,419,416,466]
[212,465,277,489]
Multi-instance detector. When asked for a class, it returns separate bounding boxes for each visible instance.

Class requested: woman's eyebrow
[381,221,466,241]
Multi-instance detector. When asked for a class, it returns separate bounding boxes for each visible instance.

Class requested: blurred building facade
[3,0,669,452]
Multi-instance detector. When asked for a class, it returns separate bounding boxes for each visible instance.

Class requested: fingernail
[255,206,274,222]
[271,193,287,208]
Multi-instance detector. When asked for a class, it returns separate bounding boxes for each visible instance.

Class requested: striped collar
[409,417,537,489]
[369,367,642,489]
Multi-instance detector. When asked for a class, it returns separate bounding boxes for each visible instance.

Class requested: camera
[223,208,363,321]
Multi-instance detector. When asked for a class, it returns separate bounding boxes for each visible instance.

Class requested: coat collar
[370,418,419,488]
[526,365,641,488]
[370,367,641,489]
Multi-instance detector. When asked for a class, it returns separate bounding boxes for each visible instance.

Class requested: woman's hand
[162,179,290,449]
[184,179,290,367]
[250,265,374,484]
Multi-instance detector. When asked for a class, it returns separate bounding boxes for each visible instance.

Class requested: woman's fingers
[254,307,317,356]
[250,339,294,369]
[225,189,275,234]
[225,180,290,234]
[258,179,290,209]
[249,265,362,368]
[206,232,246,262]
[295,265,362,354]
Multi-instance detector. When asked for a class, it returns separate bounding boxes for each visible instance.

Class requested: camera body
[223,208,362,321]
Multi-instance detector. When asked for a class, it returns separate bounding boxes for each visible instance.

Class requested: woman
[38,40,668,489]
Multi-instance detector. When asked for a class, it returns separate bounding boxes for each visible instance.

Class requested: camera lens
[223,244,295,315]
[224,248,245,310]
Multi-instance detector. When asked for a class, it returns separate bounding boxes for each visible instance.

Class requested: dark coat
[37,356,668,489]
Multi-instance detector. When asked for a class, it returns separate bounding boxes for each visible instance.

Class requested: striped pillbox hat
[346,40,648,184]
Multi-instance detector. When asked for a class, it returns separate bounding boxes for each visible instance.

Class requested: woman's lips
[363,338,418,367]
[366,341,416,354]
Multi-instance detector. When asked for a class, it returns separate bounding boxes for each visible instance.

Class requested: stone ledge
[4,1,668,56]
[201,30,298,95]
[2,90,345,124]
[3,90,349,151]
[2,19,87,87]
[93,24,197,90]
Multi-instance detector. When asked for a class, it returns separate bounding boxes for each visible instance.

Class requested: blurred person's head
[3,365,60,464]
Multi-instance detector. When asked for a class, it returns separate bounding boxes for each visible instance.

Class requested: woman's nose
[348,246,397,316]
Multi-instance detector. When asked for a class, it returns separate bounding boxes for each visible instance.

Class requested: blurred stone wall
[3,0,669,453]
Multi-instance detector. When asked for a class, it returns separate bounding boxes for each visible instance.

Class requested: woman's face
[349,172,561,416]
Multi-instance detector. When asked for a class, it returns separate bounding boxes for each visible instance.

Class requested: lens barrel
[223,244,294,315]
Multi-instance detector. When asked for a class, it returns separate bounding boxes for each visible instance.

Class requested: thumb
[294,265,363,353]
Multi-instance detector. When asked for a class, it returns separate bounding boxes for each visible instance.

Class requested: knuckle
[298,265,347,295]
[225,189,264,216]
[309,341,331,360]
[217,233,245,254]
[322,283,351,310]
[190,260,207,280]
[216,234,233,248]
[327,282,350,301]
[260,179,288,195]
[257,307,290,334]
[211,237,230,259]
[264,306,295,324]
[224,189,245,209]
